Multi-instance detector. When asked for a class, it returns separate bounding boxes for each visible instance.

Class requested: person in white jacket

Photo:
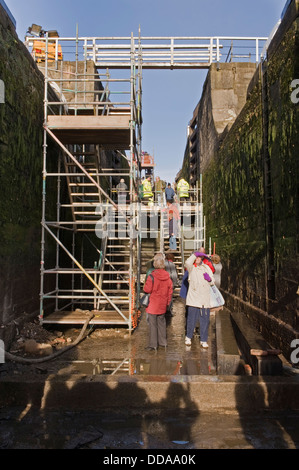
[184,251,215,348]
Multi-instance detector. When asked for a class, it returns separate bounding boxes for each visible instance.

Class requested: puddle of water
[68,357,212,376]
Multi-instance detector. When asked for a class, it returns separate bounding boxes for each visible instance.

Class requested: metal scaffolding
[24,31,265,331]
[27,32,142,331]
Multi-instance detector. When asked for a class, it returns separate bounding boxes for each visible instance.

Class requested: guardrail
[25,35,268,69]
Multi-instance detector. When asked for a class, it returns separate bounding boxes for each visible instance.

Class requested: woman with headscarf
[184,251,215,348]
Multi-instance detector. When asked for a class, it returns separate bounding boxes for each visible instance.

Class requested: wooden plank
[47,115,131,130]
[230,311,282,376]
[250,348,282,356]
[46,115,133,147]
[42,309,130,325]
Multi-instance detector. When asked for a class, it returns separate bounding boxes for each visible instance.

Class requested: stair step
[66,162,95,167]
[107,245,130,254]
[102,280,130,284]
[69,183,98,187]
[71,193,100,196]
[108,237,131,240]
[104,261,130,265]
[106,253,130,257]
[104,289,129,294]
[74,212,100,215]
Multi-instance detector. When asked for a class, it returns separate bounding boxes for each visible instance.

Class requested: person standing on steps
[165,183,175,204]
[184,251,215,348]
[142,175,154,205]
[116,178,127,205]
[211,253,222,288]
[164,252,179,316]
[177,178,189,202]
[154,176,165,206]
[163,201,180,249]
[143,253,173,351]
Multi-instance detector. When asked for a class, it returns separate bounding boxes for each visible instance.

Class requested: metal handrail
[25,35,268,69]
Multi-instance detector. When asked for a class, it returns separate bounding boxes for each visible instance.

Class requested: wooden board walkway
[42,309,130,325]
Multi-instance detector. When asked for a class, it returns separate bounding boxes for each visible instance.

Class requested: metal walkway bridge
[26,33,268,69]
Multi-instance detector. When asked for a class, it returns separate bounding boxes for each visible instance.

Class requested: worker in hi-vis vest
[177,178,189,201]
[142,176,154,205]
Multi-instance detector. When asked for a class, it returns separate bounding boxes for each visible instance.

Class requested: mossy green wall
[204,74,266,304]
[202,3,299,352]
[0,8,56,324]
[267,18,299,309]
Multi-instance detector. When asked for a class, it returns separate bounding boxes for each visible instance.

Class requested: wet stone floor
[2,297,218,379]
[1,407,299,449]
[44,297,216,377]
[1,298,299,450]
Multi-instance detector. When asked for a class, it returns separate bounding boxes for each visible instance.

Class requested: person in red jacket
[143,253,173,351]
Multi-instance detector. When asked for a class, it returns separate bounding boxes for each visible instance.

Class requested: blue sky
[6,0,287,182]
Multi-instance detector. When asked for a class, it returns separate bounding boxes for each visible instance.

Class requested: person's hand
[203,273,211,282]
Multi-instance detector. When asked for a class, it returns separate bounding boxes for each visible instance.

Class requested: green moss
[0,22,58,265]
[200,16,298,311]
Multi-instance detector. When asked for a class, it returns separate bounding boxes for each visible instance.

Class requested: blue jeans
[186,306,210,342]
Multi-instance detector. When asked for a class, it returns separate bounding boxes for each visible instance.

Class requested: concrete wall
[188,0,299,358]
[40,60,105,109]
[181,62,257,181]
[200,62,257,172]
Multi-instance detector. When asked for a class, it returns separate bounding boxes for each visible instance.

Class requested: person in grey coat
[116,178,127,204]
[184,251,215,348]
[211,253,222,288]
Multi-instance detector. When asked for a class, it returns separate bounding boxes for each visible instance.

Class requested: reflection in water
[70,354,211,376]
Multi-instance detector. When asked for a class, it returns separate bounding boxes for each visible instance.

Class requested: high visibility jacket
[177,179,189,198]
[142,179,153,198]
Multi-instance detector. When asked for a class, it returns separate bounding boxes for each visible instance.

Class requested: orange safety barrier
[141,152,154,167]
[33,40,63,62]
[130,276,141,330]
[129,345,137,375]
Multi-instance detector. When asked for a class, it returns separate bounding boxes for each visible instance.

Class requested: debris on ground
[23,340,53,357]
[9,320,73,358]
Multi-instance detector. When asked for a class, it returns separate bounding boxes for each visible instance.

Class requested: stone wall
[199,0,299,358]
[0,5,130,346]
[0,5,57,343]
[181,62,257,181]
[201,62,258,172]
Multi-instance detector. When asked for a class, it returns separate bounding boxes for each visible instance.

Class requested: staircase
[39,53,142,331]
[139,202,202,300]
[63,146,102,231]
